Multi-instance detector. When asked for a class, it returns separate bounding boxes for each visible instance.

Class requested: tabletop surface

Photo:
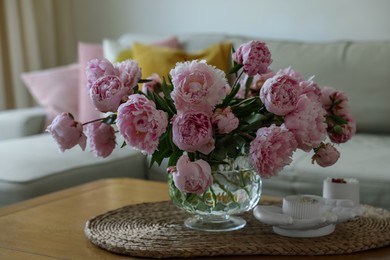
[0,178,388,260]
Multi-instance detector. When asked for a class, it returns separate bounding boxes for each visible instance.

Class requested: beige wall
[71,0,390,43]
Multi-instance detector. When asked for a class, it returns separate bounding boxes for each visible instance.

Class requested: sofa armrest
[0,107,46,140]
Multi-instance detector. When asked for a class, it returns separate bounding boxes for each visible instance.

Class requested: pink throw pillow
[78,42,104,123]
[21,64,79,126]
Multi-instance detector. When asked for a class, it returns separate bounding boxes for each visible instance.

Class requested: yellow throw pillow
[115,49,134,62]
[130,41,232,78]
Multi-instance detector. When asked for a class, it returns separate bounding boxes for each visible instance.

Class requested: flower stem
[82,118,104,126]
[232,70,244,89]
[214,179,238,204]
[237,131,255,141]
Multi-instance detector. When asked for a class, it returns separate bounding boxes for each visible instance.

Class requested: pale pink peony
[312,143,340,167]
[260,74,300,116]
[116,94,168,154]
[86,121,116,158]
[141,73,162,94]
[114,59,142,90]
[172,111,215,154]
[89,75,130,113]
[249,124,298,178]
[172,155,213,195]
[232,40,272,76]
[300,80,321,102]
[212,107,239,134]
[276,67,305,82]
[284,95,327,151]
[85,58,116,89]
[46,113,86,152]
[170,60,229,113]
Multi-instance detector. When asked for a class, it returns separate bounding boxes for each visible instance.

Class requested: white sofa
[1,33,390,209]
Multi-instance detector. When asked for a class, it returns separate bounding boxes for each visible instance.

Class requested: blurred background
[1,0,389,110]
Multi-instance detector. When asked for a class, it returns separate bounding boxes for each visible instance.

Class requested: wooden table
[0,178,388,259]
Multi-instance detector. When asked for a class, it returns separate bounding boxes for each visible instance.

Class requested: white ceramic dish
[253,195,364,238]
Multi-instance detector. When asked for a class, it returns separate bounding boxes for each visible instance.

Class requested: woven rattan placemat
[84,200,390,258]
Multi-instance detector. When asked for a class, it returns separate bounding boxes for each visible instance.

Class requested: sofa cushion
[102,35,180,63]
[21,64,80,126]
[131,41,232,78]
[0,133,146,207]
[115,36,180,62]
[0,107,46,140]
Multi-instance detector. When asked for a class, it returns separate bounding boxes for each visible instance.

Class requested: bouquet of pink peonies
[47,40,356,195]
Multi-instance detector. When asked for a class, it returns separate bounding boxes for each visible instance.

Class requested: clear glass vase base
[184,215,246,232]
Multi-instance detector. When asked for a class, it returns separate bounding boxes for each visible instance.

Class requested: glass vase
[168,154,262,232]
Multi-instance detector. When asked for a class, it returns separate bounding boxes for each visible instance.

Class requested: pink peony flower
[327,114,356,144]
[299,77,322,102]
[321,86,335,110]
[260,74,300,116]
[172,111,214,154]
[46,113,86,152]
[86,121,116,158]
[232,40,272,76]
[89,75,130,113]
[276,67,321,101]
[276,67,305,82]
[116,94,168,154]
[321,86,350,117]
[141,73,162,94]
[85,58,116,89]
[172,154,213,195]
[284,95,327,151]
[250,124,297,178]
[114,59,142,90]
[212,107,239,134]
[321,86,356,143]
[312,143,340,167]
[170,60,229,113]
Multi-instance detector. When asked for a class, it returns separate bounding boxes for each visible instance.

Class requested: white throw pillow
[102,33,178,62]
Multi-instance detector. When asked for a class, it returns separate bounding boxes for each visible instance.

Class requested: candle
[323,177,360,206]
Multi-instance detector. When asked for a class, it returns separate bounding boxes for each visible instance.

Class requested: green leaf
[102,114,117,125]
[168,148,183,167]
[120,140,127,148]
[138,79,152,83]
[152,91,175,116]
[238,113,274,132]
[327,115,348,125]
[332,125,344,135]
[231,45,236,54]
[222,82,241,107]
[232,97,263,117]
[228,63,243,75]
[244,76,253,99]
[152,131,173,166]
[161,77,173,101]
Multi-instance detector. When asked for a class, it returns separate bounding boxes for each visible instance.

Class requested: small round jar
[282,195,321,219]
[323,177,360,206]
